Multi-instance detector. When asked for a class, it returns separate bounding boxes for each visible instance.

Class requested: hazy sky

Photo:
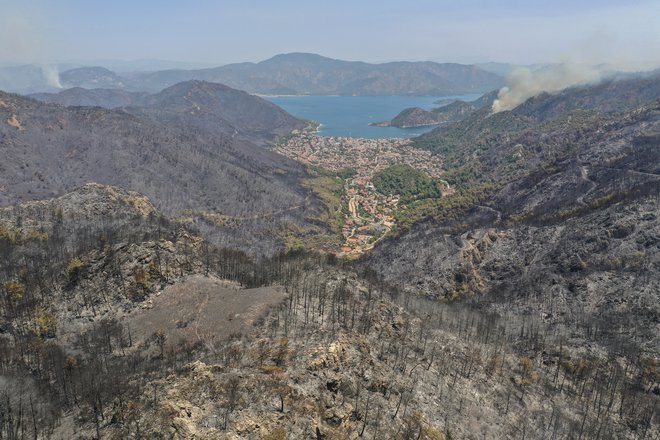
[1,0,659,68]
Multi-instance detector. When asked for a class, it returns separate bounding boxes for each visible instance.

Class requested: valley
[276,133,447,256]
[0,38,659,439]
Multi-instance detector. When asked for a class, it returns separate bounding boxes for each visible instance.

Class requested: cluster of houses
[277,133,443,178]
[276,133,445,256]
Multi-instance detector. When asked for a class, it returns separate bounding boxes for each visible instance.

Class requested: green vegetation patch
[372,164,440,204]
[308,164,357,180]
[283,167,348,251]
[303,175,344,233]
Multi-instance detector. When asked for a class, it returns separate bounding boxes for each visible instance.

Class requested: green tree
[372,164,440,203]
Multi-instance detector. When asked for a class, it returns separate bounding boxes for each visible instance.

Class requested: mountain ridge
[31,80,308,144]
[2,53,506,95]
[130,53,505,95]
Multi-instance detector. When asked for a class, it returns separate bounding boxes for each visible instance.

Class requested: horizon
[1,1,660,71]
[0,51,656,75]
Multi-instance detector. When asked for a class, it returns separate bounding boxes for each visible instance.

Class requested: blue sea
[265,94,482,139]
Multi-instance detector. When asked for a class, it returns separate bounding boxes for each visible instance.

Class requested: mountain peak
[63,66,116,75]
[261,52,331,63]
[147,80,243,108]
[158,79,232,95]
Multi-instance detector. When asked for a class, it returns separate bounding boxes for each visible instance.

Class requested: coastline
[368,121,441,129]
[265,94,475,139]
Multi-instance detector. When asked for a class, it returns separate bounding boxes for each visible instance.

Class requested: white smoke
[492,63,604,113]
[0,8,62,89]
[41,65,62,89]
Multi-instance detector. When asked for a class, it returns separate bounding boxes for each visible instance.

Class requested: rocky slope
[354,80,660,439]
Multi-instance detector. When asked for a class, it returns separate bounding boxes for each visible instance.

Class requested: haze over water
[266,94,481,139]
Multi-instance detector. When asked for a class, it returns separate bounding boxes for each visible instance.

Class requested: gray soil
[124,275,287,348]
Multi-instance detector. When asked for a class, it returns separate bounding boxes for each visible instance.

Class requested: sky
[1,0,659,69]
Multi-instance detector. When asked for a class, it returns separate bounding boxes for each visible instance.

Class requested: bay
[265,94,482,139]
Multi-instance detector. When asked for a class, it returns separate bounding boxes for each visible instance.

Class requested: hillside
[31,87,149,108]
[31,80,307,144]
[373,107,441,128]
[353,81,660,439]
[374,99,485,128]
[0,186,657,439]
[2,62,659,440]
[414,75,660,158]
[134,80,307,143]
[365,84,660,362]
[0,88,319,254]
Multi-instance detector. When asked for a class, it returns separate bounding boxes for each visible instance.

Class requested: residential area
[277,133,445,256]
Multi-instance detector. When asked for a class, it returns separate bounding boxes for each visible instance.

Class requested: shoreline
[368,121,441,129]
[267,94,477,139]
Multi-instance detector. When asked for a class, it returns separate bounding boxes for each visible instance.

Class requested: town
[276,132,445,256]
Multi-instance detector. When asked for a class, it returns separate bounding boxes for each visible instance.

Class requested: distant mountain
[74,58,219,72]
[129,53,506,95]
[31,87,149,108]
[59,66,133,89]
[475,62,554,77]
[1,53,505,96]
[0,65,62,94]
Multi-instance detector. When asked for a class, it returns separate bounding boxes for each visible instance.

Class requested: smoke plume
[41,65,62,89]
[492,63,603,113]
[0,8,62,89]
